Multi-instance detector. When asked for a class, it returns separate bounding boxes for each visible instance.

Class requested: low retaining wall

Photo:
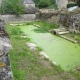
[36,9,59,20]
[0,14,36,23]
[59,8,80,33]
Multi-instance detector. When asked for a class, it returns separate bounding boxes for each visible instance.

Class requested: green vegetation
[1,0,25,15]
[33,0,57,9]
[38,0,51,8]
[77,0,80,7]
[11,27,22,35]
[5,24,62,80]
[19,24,80,71]
[67,2,77,8]
[5,22,80,80]
[63,33,80,43]
[32,21,59,31]
[33,0,40,4]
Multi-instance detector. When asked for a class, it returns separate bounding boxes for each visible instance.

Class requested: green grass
[24,21,60,33]
[32,21,59,30]
[5,24,59,80]
[5,23,80,80]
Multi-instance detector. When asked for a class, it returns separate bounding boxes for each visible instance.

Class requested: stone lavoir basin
[19,25,80,71]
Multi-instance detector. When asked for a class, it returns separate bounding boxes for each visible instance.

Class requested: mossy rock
[0,62,6,68]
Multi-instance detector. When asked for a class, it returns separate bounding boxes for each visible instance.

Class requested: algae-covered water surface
[19,25,80,71]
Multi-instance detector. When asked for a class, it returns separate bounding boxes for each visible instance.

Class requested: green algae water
[19,25,80,71]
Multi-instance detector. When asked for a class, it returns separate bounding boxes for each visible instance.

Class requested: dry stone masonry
[59,8,80,33]
[0,19,13,80]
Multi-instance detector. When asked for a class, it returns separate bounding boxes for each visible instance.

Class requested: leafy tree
[33,0,40,4]
[1,0,25,15]
[33,0,40,7]
[50,0,56,4]
[33,0,57,9]
[77,0,80,7]
[38,0,51,8]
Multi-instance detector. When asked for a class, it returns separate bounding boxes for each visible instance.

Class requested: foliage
[38,0,51,8]
[47,4,58,9]
[33,0,56,5]
[5,24,60,80]
[1,0,25,15]
[35,0,57,9]
[50,0,56,4]
[5,23,80,80]
[77,0,80,7]
[33,0,40,4]
[0,6,3,14]
[32,21,59,30]
[11,27,22,35]
[67,2,77,8]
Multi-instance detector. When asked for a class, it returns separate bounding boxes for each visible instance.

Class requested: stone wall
[0,14,36,23]
[59,12,80,33]
[0,19,13,80]
[36,9,58,19]
[36,9,60,24]
[25,7,39,14]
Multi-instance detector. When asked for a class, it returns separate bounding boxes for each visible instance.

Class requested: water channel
[19,25,80,71]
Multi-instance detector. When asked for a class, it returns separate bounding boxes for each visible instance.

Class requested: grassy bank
[5,22,80,80]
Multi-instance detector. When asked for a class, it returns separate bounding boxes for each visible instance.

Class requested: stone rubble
[59,8,80,33]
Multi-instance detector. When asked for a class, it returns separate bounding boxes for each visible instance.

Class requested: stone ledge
[60,35,78,43]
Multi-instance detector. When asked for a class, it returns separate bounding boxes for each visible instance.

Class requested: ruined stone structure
[36,9,61,24]
[0,19,13,80]
[59,8,80,33]
[0,19,12,56]
[56,0,79,8]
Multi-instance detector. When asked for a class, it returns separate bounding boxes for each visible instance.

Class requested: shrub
[77,0,80,7]
[1,0,25,15]
[38,0,51,8]
[67,2,77,8]
[11,27,22,35]
[47,4,58,9]
[0,7,2,14]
